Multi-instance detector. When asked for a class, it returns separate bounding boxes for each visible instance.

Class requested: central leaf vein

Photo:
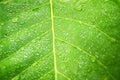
[50,0,57,80]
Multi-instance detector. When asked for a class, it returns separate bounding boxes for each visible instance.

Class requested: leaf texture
[0,0,120,80]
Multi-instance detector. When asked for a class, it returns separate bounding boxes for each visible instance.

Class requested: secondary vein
[50,0,57,80]
[54,16,116,42]
[56,37,116,80]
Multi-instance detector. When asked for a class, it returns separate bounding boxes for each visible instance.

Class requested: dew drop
[12,18,18,23]
[36,53,39,56]
[10,38,15,42]
[87,67,92,73]
[78,65,82,68]
[91,57,96,62]
[2,66,6,69]
[61,65,65,70]
[4,33,9,38]
[75,5,83,11]
[64,57,69,62]
[85,78,88,80]
[112,55,115,58]
[73,0,86,11]
[1,23,4,26]
[105,0,109,2]
[24,55,28,58]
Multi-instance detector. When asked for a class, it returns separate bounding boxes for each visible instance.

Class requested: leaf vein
[0,29,51,63]
[54,16,116,42]
[50,0,57,80]
[57,71,71,80]
[0,19,50,42]
[12,51,52,80]
[56,37,116,80]
[39,69,54,80]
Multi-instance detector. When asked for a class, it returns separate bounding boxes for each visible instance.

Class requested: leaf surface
[0,0,120,80]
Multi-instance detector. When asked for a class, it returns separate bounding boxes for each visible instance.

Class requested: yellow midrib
[50,0,57,80]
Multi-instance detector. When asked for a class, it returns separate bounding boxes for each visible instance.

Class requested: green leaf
[0,0,120,80]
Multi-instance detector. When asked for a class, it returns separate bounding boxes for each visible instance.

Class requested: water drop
[24,55,28,58]
[112,55,115,58]
[64,57,69,62]
[10,38,15,42]
[85,78,88,80]
[36,53,39,56]
[61,65,65,70]
[91,57,96,62]
[75,5,83,11]
[4,33,9,38]
[73,1,86,11]
[87,67,92,73]
[1,23,4,26]
[105,0,109,2]
[2,66,6,69]
[78,65,82,68]
[12,18,18,23]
